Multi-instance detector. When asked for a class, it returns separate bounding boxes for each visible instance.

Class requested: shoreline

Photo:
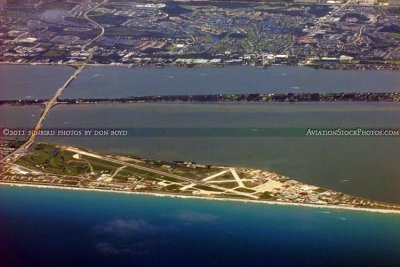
[2,92,400,106]
[2,182,399,215]
[1,62,399,71]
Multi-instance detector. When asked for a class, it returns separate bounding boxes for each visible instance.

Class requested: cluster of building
[0,140,17,160]
[0,166,74,186]
[288,5,400,65]
[0,1,399,69]
[0,161,173,194]
[238,168,398,209]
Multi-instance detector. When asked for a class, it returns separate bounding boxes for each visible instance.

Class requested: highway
[29,64,85,142]
[82,0,107,51]
[0,64,86,163]
[0,1,107,164]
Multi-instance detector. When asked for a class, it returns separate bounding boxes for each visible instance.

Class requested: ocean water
[0,186,399,267]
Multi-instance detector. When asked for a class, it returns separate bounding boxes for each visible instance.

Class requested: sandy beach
[1,181,400,215]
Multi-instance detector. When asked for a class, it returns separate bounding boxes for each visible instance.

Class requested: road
[282,0,355,53]
[82,0,107,51]
[0,64,86,163]
[354,15,377,43]
[30,65,85,141]
[0,1,107,164]
[110,166,127,179]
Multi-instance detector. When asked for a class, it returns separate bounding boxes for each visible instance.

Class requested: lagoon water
[0,186,399,267]
[61,65,400,98]
[0,65,74,100]
[1,64,400,99]
[0,105,41,129]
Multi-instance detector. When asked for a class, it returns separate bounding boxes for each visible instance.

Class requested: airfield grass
[17,143,90,176]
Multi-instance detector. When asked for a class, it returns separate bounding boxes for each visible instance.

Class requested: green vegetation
[17,144,90,176]
[43,49,67,58]
[388,32,400,41]
[79,155,122,175]
[87,11,105,17]
[193,185,222,192]
[374,41,392,49]
[119,166,176,182]
[8,140,25,149]
[259,192,274,200]
[234,187,256,193]
[243,181,259,188]
[172,167,222,180]
[314,188,327,193]
[213,182,239,188]
[164,184,181,191]
[15,143,265,199]
[212,172,234,181]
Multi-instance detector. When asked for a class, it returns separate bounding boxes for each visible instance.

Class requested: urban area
[1,0,400,69]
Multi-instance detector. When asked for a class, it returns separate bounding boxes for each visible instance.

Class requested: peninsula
[1,140,399,214]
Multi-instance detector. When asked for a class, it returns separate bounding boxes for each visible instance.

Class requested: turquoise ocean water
[0,186,399,267]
